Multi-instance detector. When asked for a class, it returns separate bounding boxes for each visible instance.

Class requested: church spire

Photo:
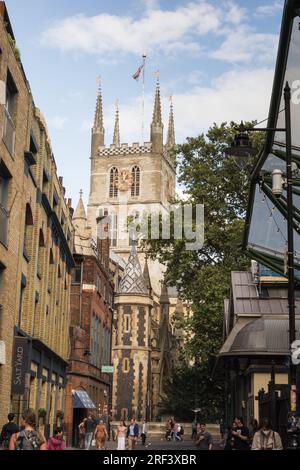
[91,78,105,156]
[143,255,152,296]
[150,74,163,153]
[167,96,175,149]
[113,100,120,146]
[73,190,87,230]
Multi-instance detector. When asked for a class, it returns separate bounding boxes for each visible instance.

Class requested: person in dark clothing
[191,420,197,440]
[0,413,19,450]
[232,417,250,450]
[84,414,95,450]
[195,423,213,450]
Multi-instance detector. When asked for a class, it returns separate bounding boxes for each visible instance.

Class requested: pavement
[68,436,224,451]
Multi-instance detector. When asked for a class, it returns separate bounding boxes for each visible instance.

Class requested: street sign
[101,365,114,373]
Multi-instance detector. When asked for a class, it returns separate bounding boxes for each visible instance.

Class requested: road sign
[101,365,114,373]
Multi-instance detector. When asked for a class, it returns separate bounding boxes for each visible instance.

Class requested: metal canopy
[244,0,300,278]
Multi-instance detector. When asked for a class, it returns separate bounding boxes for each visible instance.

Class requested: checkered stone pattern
[98,144,152,157]
[118,245,147,294]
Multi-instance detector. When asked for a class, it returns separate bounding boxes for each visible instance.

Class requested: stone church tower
[87,79,180,420]
[87,80,176,298]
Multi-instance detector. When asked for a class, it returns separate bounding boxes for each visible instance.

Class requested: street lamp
[226,81,299,446]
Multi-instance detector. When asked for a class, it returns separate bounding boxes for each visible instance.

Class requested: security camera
[272,169,284,198]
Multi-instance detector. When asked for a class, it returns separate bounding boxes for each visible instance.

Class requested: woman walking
[93,420,108,450]
[9,410,47,450]
[117,421,127,450]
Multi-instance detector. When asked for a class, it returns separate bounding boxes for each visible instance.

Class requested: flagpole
[141,54,146,145]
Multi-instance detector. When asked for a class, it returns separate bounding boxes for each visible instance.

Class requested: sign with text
[11,336,29,395]
[101,365,114,374]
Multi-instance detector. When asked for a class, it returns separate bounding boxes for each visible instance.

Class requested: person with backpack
[9,410,47,450]
[251,418,283,450]
[0,413,19,449]
[47,427,65,450]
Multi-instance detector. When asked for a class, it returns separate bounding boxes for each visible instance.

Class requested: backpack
[16,430,40,450]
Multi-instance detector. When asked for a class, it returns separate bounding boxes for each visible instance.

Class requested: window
[123,358,129,373]
[0,262,5,303]
[23,204,34,260]
[72,266,82,284]
[0,169,9,246]
[109,168,118,198]
[131,166,140,196]
[37,229,45,278]
[3,70,17,155]
[124,314,130,333]
[96,273,101,293]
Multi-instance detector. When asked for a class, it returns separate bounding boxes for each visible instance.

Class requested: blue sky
[4,0,283,207]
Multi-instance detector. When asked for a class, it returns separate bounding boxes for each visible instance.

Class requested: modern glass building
[243,0,300,281]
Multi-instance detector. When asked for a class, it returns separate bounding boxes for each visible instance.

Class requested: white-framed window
[131,166,140,196]
[109,167,118,198]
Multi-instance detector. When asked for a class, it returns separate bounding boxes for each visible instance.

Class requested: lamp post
[226,81,299,445]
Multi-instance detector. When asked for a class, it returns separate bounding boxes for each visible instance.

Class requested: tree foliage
[145,122,264,420]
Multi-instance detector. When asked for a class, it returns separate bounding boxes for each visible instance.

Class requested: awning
[73,390,96,409]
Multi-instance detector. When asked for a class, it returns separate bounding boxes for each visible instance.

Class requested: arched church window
[109,167,118,198]
[131,166,140,197]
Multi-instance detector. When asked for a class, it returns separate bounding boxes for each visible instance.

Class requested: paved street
[68,436,223,451]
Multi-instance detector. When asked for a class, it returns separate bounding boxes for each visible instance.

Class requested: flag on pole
[132,64,144,81]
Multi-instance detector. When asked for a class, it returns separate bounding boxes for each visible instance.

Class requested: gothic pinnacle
[167,96,175,149]
[152,75,163,126]
[93,79,104,133]
[113,100,120,146]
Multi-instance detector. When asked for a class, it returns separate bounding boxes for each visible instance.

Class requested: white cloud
[41,2,223,58]
[48,115,68,130]
[255,1,283,17]
[211,27,278,64]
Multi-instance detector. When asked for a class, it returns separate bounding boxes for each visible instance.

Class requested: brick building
[64,194,114,446]
[0,2,74,436]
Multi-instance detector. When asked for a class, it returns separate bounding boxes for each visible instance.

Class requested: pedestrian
[127,418,139,450]
[141,418,148,446]
[219,418,226,440]
[93,419,108,450]
[174,423,183,441]
[249,417,259,447]
[224,424,234,450]
[107,414,112,441]
[9,410,47,450]
[117,421,127,450]
[232,416,250,450]
[251,418,283,450]
[84,413,95,450]
[165,419,173,441]
[191,420,197,440]
[47,427,65,450]
[78,419,85,449]
[0,413,19,450]
[195,423,213,450]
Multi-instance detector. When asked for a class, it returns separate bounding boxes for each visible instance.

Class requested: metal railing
[2,107,15,156]
[0,204,8,246]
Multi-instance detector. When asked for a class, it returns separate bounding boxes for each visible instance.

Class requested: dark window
[37,229,45,278]
[3,70,17,155]
[72,266,81,284]
[109,168,118,198]
[259,287,269,298]
[0,169,9,246]
[23,204,34,260]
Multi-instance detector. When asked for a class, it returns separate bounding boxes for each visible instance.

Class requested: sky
[4,0,284,207]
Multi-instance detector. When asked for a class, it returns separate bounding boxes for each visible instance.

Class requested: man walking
[0,413,19,450]
[84,414,95,450]
[127,418,139,450]
[195,423,213,450]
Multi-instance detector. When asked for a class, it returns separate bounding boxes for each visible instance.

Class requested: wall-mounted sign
[101,365,114,374]
[11,337,29,395]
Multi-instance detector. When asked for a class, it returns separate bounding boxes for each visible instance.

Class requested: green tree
[145,122,263,420]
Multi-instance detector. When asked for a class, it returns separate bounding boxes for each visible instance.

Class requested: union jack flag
[132,64,144,81]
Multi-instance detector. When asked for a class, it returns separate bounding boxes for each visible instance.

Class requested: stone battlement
[97,142,152,157]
